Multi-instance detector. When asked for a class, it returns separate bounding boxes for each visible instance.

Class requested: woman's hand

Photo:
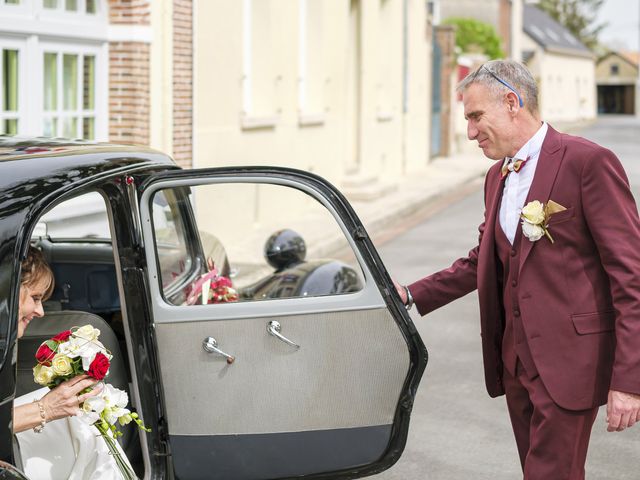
[13,375,103,433]
[41,375,103,422]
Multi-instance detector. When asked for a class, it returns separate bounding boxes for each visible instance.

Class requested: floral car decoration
[185,262,238,306]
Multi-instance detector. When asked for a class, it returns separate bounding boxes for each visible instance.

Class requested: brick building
[0,0,193,167]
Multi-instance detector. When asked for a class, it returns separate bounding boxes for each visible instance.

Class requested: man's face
[463,83,516,160]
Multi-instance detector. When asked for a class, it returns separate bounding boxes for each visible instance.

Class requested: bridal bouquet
[33,324,149,480]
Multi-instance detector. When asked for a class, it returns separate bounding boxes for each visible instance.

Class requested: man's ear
[506,92,519,113]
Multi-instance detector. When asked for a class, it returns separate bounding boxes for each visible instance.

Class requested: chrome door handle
[202,337,235,364]
[267,321,300,349]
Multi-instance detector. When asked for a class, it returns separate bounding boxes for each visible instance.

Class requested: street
[372,116,640,480]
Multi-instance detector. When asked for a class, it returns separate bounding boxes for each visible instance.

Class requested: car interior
[16,192,147,475]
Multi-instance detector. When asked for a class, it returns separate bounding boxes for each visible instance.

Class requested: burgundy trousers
[502,361,599,480]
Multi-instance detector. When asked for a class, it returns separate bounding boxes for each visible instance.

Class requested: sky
[596,0,640,51]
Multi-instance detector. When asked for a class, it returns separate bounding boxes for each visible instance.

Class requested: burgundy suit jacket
[409,125,640,411]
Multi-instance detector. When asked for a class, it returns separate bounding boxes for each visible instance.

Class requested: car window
[30,191,118,314]
[151,189,198,304]
[150,182,365,306]
[39,191,110,239]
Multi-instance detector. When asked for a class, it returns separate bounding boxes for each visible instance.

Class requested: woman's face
[17,278,49,338]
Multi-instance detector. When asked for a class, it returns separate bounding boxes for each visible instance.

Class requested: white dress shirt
[499,122,548,244]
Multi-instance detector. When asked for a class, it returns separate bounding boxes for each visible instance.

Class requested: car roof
[0,135,178,194]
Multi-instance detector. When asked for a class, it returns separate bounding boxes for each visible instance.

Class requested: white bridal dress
[14,388,134,480]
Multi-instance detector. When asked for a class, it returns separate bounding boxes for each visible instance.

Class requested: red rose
[35,343,55,366]
[88,352,110,380]
[52,330,72,342]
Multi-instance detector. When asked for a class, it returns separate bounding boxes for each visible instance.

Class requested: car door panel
[156,308,408,435]
[157,308,407,479]
[138,168,426,479]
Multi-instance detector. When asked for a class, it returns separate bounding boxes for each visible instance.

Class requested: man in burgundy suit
[395,60,640,479]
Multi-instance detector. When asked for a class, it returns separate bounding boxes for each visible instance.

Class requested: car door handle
[202,337,235,364]
[267,321,300,349]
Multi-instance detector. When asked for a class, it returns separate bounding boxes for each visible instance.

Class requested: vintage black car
[0,137,427,480]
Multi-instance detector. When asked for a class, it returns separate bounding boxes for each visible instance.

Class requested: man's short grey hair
[457,59,539,115]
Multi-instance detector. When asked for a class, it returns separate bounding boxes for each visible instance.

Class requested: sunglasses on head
[473,64,524,108]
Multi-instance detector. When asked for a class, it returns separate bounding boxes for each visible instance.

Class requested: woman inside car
[13,246,133,479]
[13,246,102,434]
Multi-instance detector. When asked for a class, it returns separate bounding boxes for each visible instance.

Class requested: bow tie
[500,156,530,179]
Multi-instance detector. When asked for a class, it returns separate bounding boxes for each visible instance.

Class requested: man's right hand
[392,278,408,305]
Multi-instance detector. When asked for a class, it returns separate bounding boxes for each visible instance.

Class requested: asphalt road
[372,116,640,480]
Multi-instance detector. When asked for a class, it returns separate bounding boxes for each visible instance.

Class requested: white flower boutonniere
[520,200,554,243]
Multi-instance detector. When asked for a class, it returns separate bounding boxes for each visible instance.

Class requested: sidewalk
[348,151,492,248]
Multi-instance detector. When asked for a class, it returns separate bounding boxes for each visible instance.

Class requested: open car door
[138,167,427,480]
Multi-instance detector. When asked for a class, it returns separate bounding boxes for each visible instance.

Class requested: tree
[442,17,504,60]
[536,0,607,50]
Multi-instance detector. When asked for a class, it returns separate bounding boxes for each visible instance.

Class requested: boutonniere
[520,200,565,243]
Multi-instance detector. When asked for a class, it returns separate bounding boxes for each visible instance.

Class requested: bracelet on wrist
[33,399,46,433]
[403,285,414,311]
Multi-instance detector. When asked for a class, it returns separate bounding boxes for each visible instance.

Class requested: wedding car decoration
[33,324,150,480]
[185,263,238,305]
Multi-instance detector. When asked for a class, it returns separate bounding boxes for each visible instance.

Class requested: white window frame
[39,41,107,140]
[0,37,27,135]
[40,0,101,16]
[0,0,30,15]
[0,0,107,139]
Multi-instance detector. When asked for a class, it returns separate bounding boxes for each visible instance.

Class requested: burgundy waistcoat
[494,207,538,378]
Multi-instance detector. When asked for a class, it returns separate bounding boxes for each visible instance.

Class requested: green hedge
[442,17,505,59]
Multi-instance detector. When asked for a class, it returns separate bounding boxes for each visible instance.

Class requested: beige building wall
[402,0,431,173]
[440,0,499,28]
[150,0,174,157]
[597,54,639,85]
[523,35,596,122]
[191,0,431,187]
[542,53,595,122]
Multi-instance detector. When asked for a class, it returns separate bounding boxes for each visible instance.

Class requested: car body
[0,137,427,480]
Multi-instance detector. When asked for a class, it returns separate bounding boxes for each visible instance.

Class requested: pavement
[348,150,492,248]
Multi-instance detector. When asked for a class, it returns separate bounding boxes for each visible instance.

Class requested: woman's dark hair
[21,246,54,300]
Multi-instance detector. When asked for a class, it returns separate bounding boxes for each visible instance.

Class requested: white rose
[33,364,55,386]
[51,353,74,376]
[522,220,545,241]
[521,200,546,225]
[74,325,101,342]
